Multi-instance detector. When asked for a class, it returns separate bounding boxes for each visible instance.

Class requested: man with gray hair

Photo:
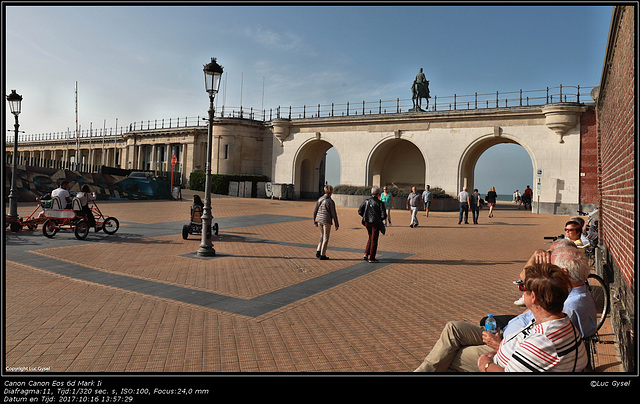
[407,186,422,228]
[457,187,471,225]
[358,186,387,263]
[414,241,597,372]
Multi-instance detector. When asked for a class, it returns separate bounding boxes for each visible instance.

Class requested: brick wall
[597,6,635,289]
[579,106,598,206]
[595,5,635,372]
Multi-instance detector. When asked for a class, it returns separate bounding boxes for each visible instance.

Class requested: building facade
[594,5,635,372]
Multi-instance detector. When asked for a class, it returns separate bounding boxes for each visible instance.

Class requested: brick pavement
[4,193,621,373]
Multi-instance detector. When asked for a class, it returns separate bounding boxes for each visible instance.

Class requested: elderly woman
[478,263,588,372]
[313,185,339,260]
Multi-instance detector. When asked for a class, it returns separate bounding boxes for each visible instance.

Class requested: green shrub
[333,184,452,198]
[188,172,269,195]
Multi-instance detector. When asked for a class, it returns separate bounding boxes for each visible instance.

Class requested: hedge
[188,172,269,195]
[333,185,452,199]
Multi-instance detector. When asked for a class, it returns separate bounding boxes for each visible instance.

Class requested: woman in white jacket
[313,185,339,260]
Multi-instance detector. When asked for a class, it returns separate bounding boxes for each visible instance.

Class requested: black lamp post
[197,57,223,257]
[6,90,23,222]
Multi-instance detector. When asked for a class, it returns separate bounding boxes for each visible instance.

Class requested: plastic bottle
[485,314,497,334]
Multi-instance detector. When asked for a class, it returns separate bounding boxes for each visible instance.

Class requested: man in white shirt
[51,181,72,209]
[457,187,470,224]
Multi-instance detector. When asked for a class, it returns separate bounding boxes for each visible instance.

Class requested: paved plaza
[4,192,621,374]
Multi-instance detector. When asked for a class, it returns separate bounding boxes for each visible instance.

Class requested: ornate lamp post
[6,90,23,222]
[197,57,223,257]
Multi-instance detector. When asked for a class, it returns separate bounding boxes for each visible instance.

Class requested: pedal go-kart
[42,196,120,240]
[182,204,218,239]
[5,194,53,232]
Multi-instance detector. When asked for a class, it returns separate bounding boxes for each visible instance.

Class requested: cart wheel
[42,219,58,238]
[74,219,90,240]
[213,222,219,236]
[182,225,189,240]
[10,221,22,233]
[102,217,120,235]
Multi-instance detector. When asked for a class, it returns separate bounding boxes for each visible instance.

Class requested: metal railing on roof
[6,85,593,145]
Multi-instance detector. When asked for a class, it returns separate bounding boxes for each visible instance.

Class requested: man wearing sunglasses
[414,241,596,372]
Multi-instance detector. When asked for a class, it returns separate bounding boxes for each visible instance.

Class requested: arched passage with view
[368,138,426,189]
[293,139,335,199]
[460,138,534,205]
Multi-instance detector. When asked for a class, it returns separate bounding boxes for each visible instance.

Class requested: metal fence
[6,84,594,145]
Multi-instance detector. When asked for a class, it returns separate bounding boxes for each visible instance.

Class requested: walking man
[407,186,423,228]
[458,187,470,225]
[422,185,433,218]
[470,188,481,224]
[358,187,387,263]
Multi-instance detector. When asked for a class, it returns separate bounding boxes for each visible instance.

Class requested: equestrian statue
[411,68,431,111]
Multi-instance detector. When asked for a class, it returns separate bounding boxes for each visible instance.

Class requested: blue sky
[4,4,613,193]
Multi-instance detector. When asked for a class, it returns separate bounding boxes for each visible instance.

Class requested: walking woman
[313,185,340,260]
[486,186,498,218]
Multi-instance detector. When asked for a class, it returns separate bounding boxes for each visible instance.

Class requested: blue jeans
[471,206,479,223]
[459,203,469,223]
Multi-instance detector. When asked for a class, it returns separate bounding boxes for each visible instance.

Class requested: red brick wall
[579,106,598,205]
[597,6,635,290]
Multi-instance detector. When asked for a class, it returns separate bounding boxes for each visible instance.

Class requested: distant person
[470,189,481,224]
[313,185,340,260]
[406,186,422,228]
[422,185,433,218]
[51,180,72,209]
[521,185,533,209]
[358,186,386,263]
[381,186,394,226]
[457,187,470,224]
[485,187,497,218]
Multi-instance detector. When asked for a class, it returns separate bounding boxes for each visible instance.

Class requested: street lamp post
[197,57,223,257]
[6,90,23,222]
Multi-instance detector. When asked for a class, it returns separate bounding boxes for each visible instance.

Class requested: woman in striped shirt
[478,263,588,372]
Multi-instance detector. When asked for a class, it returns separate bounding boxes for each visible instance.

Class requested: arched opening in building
[462,141,533,205]
[368,138,425,189]
[325,147,341,187]
[294,139,337,199]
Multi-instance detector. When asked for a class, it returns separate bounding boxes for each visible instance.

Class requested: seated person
[51,180,72,209]
[570,216,591,247]
[564,220,585,247]
[477,263,588,372]
[191,194,204,217]
[75,184,97,228]
[414,244,595,372]
[502,243,597,339]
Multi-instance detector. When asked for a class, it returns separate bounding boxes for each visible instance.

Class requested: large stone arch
[367,137,426,188]
[293,138,334,199]
[458,133,536,194]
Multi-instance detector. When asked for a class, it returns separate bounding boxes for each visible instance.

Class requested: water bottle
[485,314,497,334]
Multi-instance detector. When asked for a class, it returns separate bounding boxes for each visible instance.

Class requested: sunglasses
[564,228,579,232]
[515,280,528,292]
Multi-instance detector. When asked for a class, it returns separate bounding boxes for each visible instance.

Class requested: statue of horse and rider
[411,68,431,111]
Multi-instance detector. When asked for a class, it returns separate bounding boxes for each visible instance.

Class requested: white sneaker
[513,296,526,306]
